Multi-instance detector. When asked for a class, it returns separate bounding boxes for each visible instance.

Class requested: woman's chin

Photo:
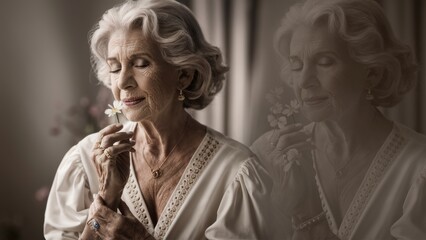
[122,110,150,122]
[302,108,333,122]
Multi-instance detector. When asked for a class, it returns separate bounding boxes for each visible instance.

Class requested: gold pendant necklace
[142,117,188,179]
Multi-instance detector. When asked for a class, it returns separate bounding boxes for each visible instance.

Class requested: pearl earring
[366,89,374,100]
[178,89,185,101]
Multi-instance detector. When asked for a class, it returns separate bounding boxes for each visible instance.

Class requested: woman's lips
[303,96,328,105]
[122,97,145,106]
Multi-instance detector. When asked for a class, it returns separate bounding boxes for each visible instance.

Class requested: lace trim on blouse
[334,126,405,239]
[124,131,221,239]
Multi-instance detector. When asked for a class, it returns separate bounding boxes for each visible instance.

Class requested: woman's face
[288,24,369,122]
[107,28,181,122]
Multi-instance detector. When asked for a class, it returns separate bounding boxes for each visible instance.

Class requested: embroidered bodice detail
[125,167,155,234]
[125,132,221,239]
[315,126,406,240]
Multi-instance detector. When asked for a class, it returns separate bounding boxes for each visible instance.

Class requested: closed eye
[288,56,303,71]
[133,58,150,68]
[317,56,335,66]
[109,65,121,74]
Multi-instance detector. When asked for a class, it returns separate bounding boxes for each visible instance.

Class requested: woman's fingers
[282,141,314,154]
[102,141,136,159]
[89,196,145,239]
[98,123,124,139]
[101,131,134,149]
[275,132,311,153]
[270,123,304,142]
[92,124,134,167]
[270,124,311,149]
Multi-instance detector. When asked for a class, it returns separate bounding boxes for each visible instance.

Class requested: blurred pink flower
[34,186,50,203]
[49,87,114,142]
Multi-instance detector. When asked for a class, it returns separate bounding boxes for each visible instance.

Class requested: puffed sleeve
[205,158,274,239]
[44,145,94,240]
[391,165,426,239]
[250,133,293,239]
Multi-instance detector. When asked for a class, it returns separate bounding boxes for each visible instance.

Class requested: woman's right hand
[83,196,154,240]
[253,124,337,239]
[252,123,314,215]
[91,123,135,210]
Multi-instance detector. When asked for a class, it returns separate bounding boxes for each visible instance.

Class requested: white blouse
[44,122,273,239]
[251,123,426,240]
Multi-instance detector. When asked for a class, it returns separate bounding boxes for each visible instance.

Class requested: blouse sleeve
[391,165,426,239]
[250,134,294,239]
[44,146,94,240]
[204,157,274,239]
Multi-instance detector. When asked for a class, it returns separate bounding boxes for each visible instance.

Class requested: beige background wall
[0,0,423,239]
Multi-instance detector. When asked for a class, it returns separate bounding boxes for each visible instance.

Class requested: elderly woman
[44,0,272,239]
[251,0,426,239]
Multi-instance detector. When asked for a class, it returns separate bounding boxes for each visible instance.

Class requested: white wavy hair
[274,0,418,107]
[89,0,229,109]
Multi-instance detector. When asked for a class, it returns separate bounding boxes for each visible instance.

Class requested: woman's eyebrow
[107,57,118,62]
[129,52,152,60]
[107,52,152,62]
[313,50,339,56]
[289,50,339,60]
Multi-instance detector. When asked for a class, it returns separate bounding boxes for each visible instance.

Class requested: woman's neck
[135,111,191,158]
[316,104,392,157]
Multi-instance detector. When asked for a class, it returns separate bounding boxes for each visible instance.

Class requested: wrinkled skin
[81,124,154,240]
[82,27,195,239]
[86,196,155,240]
[254,124,312,214]
[252,123,338,239]
[92,124,135,209]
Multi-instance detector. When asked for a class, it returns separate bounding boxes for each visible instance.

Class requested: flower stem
[115,114,120,123]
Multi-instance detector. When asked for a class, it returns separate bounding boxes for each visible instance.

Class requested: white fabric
[44,122,273,240]
[251,122,426,240]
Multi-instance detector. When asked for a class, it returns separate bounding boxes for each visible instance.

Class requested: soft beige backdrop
[190,0,426,145]
[0,0,423,239]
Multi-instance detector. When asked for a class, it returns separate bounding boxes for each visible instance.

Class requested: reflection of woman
[251,0,426,239]
[44,1,272,239]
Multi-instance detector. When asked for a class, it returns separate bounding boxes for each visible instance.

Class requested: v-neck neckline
[313,123,406,239]
[124,125,221,239]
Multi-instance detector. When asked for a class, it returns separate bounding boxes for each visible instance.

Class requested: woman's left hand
[87,196,154,240]
[92,124,135,209]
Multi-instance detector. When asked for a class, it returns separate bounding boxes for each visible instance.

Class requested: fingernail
[127,131,134,135]
[115,123,123,127]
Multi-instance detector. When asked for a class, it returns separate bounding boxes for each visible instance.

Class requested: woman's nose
[298,64,318,88]
[117,66,136,90]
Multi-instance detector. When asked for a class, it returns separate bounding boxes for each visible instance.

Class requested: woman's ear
[366,66,384,87]
[178,68,195,89]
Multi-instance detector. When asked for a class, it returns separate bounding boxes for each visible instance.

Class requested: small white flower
[286,148,300,161]
[265,87,284,104]
[277,116,288,129]
[283,148,301,172]
[282,99,300,117]
[104,100,123,117]
[267,114,278,128]
[270,102,284,115]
